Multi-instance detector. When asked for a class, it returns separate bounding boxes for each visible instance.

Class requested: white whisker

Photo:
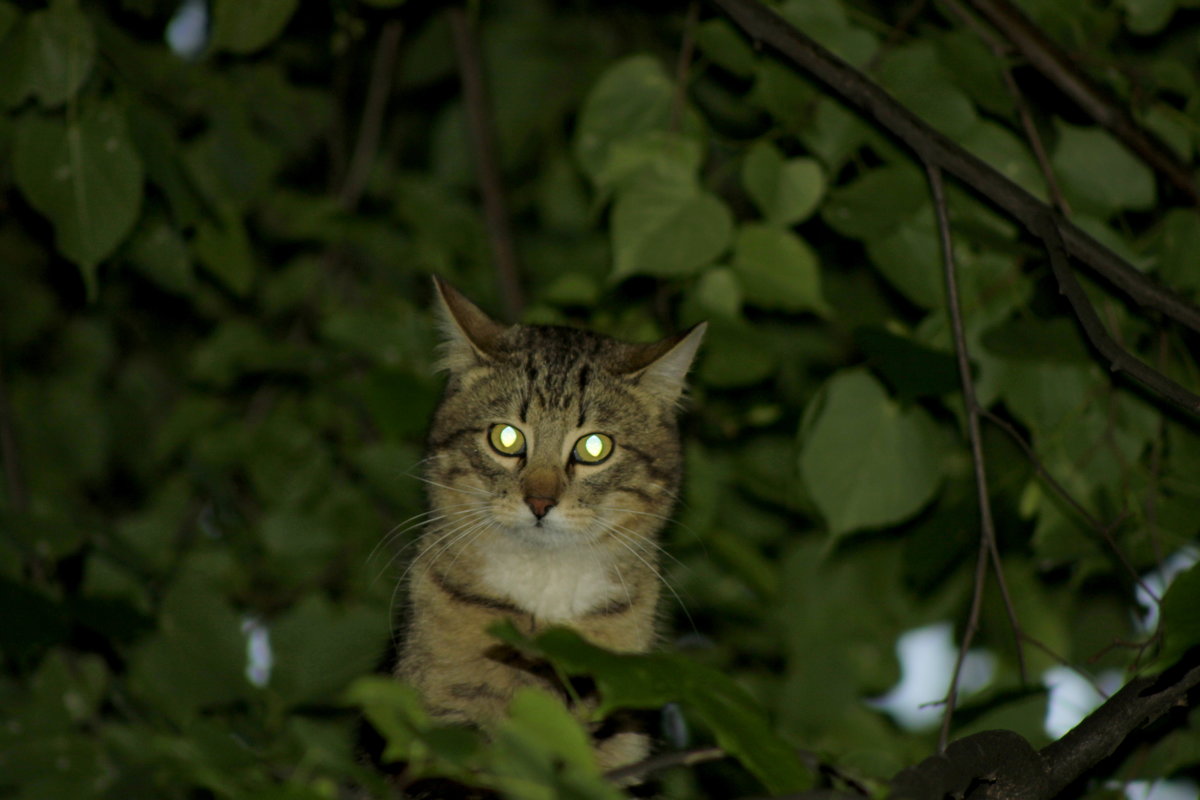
[593,519,696,634]
[410,474,497,499]
[367,502,490,566]
[386,509,494,588]
[593,514,692,573]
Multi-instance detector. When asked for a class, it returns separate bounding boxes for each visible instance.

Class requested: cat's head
[424,277,704,550]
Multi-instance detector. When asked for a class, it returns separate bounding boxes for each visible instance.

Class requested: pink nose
[526,496,556,519]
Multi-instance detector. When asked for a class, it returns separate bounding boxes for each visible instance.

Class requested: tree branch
[964,0,1200,206]
[670,1,700,133]
[1037,212,1200,413]
[939,0,1072,215]
[927,164,1025,751]
[339,21,404,212]
[709,0,1200,346]
[1038,648,1200,797]
[449,6,525,321]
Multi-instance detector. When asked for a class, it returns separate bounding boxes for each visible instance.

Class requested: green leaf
[270,596,388,706]
[488,689,622,800]
[611,177,732,280]
[493,624,813,795]
[731,224,829,314]
[1052,122,1155,216]
[574,55,676,183]
[980,317,1090,363]
[878,41,978,138]
[694,18,757,78]
[936,31,1011,117]
[698,322,778,387]
[1121,0,1176,34]
[499,689,598,773]
[14,103,144,294]
[185,118,283,210]
[0,576,69,660]
[854,326,960,400]
[799,369,947,536]
[0,0,96,108]
[192,211,256,297]
[593,130,702,195]
[211,0,299,55]
[126,214,195,296]
[778,0,878,65]
[742,141,825,227]
[1156,208,1200,293]
[960,121,1043,200]
[690,266,743,320]
[777,539,909,743]
[865,211,943,309]
[0,3,17,41]
[1158,562,1200,670]
[749,59,817,130]
[999,362,1095,434]
[822,163,926,240]
[126,568,250,721]
[345,676,483,775]
[800,97,878,170]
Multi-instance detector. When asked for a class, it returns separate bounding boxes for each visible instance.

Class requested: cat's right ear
[431,276,509,372]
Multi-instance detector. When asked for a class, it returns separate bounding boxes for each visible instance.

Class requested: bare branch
[940,0,1072,215]
[927,163,1025,749]
[339,21,404,212]
[964,0,1200,205]
[1037,212,1200,414]
[670,1,700,133]
[710,0,1200,345]
[449,6,525,321]
[978,407,1158,601]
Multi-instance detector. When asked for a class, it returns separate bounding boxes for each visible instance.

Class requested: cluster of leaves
[2,0,1199,798]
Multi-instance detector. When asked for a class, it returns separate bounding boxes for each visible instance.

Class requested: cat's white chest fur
[480,537,619,622]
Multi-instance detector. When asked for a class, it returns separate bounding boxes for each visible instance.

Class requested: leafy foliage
[2,0,1200,798]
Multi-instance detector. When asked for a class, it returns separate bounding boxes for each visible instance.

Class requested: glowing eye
[573,432,614,464]
[488,424,526,456]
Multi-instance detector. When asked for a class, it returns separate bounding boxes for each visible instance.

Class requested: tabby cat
[396,277,704,770]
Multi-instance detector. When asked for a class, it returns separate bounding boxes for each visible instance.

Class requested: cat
[395,277,705,772]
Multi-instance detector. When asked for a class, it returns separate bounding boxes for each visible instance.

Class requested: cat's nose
[526,496,556,519]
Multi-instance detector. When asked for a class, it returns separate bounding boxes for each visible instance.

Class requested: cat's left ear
[431,276,509,372]
[622,322,707,405]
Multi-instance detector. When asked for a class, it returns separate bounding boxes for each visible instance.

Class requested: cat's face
[424,280,704,552]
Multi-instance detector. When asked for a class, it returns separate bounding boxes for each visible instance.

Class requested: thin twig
[339,21,404,211]
[1019,632,1110,700]
[1144,333,1168,569]
[710,0,1200,345]
[939,525,988,752]
[964,0,1200,205]
[979,407,1158,601]
[670,1,700,133]
[604,745,725,784]
[1039,212,1200,414]
[448,6,524,321]
[927,163,1025,749]
[1000,57,1071,214]
[863,0,930,73]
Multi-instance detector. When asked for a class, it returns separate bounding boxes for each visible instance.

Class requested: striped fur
[396,278,704,771]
